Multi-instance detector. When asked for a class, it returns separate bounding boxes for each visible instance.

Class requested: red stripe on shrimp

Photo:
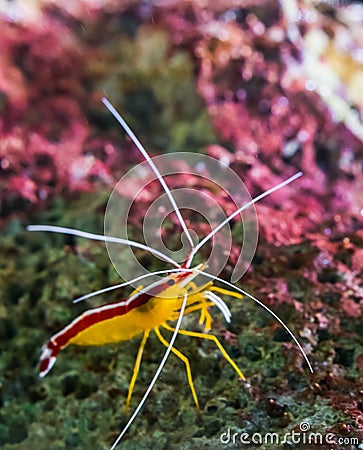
[39,271,192,377]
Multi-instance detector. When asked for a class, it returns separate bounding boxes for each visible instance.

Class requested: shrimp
[27,98,313,450]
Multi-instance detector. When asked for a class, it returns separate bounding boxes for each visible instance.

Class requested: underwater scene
[1,1,363,449]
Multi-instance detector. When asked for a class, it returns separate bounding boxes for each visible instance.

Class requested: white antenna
[102,97,195,251]
[190,172,303,261]
[26,225,180,268]
[192,268,314,373]
[72,268,185,303]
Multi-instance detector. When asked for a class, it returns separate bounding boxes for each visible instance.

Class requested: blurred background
[0,1,363,449]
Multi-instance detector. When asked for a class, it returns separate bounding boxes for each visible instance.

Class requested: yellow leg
[210,286,243,299]
[154,327,200,412]
[199,305,206,327]
[163,323,245,380]
[179,301,213,317]
[188,298,215,331]
[169,301,214,331]
[126,329,150,413]
[203,307,212,331]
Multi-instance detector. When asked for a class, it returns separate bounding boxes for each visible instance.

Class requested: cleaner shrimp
[28,97,313,449]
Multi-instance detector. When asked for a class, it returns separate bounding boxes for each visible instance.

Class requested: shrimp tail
[39,340,59,377]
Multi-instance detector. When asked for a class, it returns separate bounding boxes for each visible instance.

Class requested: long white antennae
[190,172,303,260]
[73,268,186,303]
[192,268,314,373]
[26,225,180,268]
[102,97,195,251]
[109,293,188,450]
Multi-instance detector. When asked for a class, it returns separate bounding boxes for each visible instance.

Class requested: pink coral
[0,9,116,208]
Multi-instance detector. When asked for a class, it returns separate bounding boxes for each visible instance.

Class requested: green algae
[95,25,216,156]
[1,4,363,450]
[1,195,362,450]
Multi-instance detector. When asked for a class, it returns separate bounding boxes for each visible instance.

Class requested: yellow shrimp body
[39,268,244,412]
[68,283,190,346]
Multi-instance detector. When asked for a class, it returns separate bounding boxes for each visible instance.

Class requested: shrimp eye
[167,279,175,286]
